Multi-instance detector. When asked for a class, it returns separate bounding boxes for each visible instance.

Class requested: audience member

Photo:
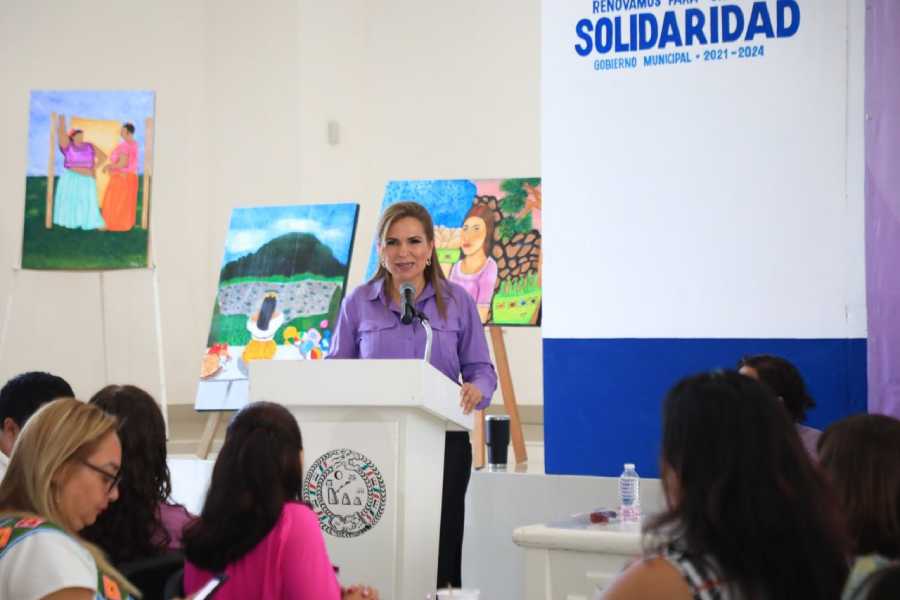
[737,354,821,457]
[818,414,900,600]
[0,371,74,480]
[0,398,138,599]
[602,371,848,600]
[182,401,379,600]
[82,384,193,565]
[850,564,900,600]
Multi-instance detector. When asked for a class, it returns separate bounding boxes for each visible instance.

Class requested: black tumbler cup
[485,415,511,469]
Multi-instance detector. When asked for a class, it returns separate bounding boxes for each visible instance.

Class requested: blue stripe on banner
[543,338,867,478]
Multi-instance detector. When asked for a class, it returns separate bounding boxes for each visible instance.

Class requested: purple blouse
[796,423,822,460]
[62,142,94,169]
[154,502,194,549]
[329,278,497,410]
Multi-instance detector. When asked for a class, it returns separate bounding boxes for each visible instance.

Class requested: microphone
[399,283,416,325]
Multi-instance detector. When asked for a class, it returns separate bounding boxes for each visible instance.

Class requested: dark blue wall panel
[543,338,867,477]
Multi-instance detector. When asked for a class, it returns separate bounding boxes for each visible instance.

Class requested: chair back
[162,566,184,600]
[119,551,184,600]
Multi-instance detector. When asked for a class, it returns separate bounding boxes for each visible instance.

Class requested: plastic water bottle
[618,463,641,523]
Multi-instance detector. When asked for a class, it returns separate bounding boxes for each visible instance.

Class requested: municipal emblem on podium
[303,448,387,538]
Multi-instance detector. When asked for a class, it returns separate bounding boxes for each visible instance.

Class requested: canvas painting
[22,90,155,270]
[366,179,542,326]
[196,203,359,410]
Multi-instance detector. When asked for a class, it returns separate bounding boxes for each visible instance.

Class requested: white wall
[0,1,543,408]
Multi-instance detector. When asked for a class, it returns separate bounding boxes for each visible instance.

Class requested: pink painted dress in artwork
[109,139,138,173]
[449,256,499,307]
[183,502,341,600]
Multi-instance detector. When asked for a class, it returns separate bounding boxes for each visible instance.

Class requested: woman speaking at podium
[330,201,497,588]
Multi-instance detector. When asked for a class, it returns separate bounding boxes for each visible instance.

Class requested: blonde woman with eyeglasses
[0,398,139,600]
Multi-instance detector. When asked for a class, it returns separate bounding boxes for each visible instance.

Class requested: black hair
[183,402,304,571]
[123,122,135,134]
[257,294,277,331]
[645,371,848,600]
[81,385,175,564]
[0,371,74,427]
[737,354,816,422]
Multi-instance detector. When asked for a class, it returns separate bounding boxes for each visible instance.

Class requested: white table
[461,464,661,600]
[513,514,644,600]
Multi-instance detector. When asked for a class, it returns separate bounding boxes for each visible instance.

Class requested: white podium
[249,359,472,600]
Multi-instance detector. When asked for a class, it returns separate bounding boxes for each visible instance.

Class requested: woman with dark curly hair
[81,385,193,565]
[737,353,821,458]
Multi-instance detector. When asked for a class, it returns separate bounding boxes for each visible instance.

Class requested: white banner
[542,0,865,339]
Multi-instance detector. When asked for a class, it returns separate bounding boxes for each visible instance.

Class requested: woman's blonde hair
[370,201,448,319]
[0,398,140,597]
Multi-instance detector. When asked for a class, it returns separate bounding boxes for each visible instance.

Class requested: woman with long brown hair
[330,201,497,588]
[81,385,193,565]
[818,414,900,599]
[449,203,498,324]
[182,402,377,599]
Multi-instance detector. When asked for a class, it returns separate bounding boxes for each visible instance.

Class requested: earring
[426,258,432,266]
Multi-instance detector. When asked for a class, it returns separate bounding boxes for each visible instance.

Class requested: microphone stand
[399,283,432,364]
[419,313,433,365]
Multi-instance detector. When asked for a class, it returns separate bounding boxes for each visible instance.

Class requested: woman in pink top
[82,385,195,564]
[449,203,499,323]
[182,402,379,600]
[101,122,140,231]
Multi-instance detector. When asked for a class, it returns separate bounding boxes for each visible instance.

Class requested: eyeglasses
[79,459,122,493]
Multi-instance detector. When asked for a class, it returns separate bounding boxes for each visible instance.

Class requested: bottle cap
[624,463,635,469]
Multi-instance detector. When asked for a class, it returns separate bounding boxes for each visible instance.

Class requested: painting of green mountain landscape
[196,203,359,410]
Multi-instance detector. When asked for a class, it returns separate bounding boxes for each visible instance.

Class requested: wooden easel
[471,326,528,468]
[196,411,225,459]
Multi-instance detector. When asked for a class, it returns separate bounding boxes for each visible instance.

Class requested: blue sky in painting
[364,179,477,279]
[27,90,155,176]
[222,204,359,266]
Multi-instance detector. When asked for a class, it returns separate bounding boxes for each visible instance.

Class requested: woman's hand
[459,383,483,415]
[342,584,379,599]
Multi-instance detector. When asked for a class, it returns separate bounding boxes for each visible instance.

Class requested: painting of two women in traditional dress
[366,178,542,326]
[21,90,155,270]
